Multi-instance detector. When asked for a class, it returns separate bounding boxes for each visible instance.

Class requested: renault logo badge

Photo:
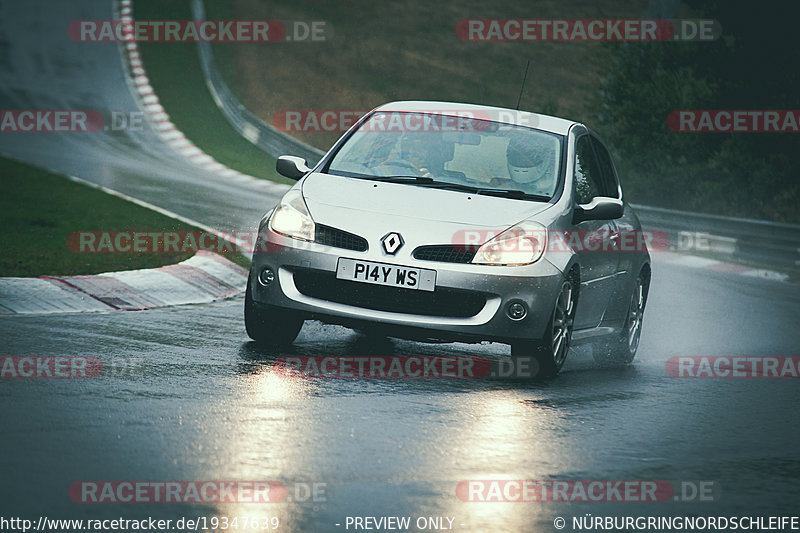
[381,232,404,255]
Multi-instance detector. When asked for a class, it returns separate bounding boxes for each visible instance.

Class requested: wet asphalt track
[2,267,800,531]
[2,1,800,532]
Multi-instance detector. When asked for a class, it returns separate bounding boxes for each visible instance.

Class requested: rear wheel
[244,274,303,346]
[512,277,576,378]
[594,271,647,366]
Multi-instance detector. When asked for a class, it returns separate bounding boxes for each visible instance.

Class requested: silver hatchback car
[246,101,650,376]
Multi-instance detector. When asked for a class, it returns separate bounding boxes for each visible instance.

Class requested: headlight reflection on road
[202,367,313,532]
[441,391,560,532]
[451,394,527,531]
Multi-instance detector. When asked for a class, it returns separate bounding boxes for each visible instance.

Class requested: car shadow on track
[234,322,644,394]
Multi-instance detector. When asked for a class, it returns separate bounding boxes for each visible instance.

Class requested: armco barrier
[632,204,800,269]
[187,0,799,273]
[189,0,324,166]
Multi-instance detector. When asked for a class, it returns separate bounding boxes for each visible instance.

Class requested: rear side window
[591,137,621,199]
[574,136,603,204]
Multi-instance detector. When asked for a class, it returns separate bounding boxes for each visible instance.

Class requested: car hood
[302,172,552,228]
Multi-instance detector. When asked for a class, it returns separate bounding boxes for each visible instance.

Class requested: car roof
[374,100,579,136]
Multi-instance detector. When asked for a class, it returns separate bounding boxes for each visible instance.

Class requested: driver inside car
[398,132,442,177]
[492,136,556,195]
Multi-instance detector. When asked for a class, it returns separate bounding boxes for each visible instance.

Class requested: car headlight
[471,222,547,266]
[268,188,315,242]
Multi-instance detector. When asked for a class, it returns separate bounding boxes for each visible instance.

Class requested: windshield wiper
[351,175,549,201]
[475,188,550,201]
[417,181,480,193]
[355,176,478,192]
[355,175,436,183]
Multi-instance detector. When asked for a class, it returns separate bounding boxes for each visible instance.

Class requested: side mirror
[573,197,623,223]
[276,155,311,181]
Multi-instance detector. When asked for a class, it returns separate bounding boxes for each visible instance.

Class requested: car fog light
[258,267,275,287]
[507,301,528,321]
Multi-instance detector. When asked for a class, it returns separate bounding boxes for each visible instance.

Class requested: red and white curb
[652,251,789,282]
[117,0,288,195]
[0,251,248,315]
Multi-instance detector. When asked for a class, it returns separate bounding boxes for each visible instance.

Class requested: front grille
[315,224,368,252]
[413,245,479,264]
[293,269,486,318]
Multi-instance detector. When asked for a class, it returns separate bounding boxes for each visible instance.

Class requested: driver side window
[574,136,603,204]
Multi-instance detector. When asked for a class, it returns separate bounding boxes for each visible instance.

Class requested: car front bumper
[249,229,567,344]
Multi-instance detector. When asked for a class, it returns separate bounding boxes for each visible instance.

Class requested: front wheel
[594,271,647,367]
[512,278,576,378]
[244,275,303,346]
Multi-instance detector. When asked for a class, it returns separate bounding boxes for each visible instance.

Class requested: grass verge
[0,157,250,277]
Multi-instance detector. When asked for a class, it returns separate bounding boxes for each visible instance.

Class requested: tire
[593,270,647,367]
[244,274,303,346]
[512,277,577,378]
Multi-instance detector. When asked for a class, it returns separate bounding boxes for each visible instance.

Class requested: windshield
[327,111,564,200]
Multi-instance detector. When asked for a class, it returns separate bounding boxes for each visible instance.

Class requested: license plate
[336,258,436,292]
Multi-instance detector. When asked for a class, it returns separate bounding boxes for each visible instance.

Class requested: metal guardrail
[189,0,800,272]
[190,0,324,166]
[633,204,800,269]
